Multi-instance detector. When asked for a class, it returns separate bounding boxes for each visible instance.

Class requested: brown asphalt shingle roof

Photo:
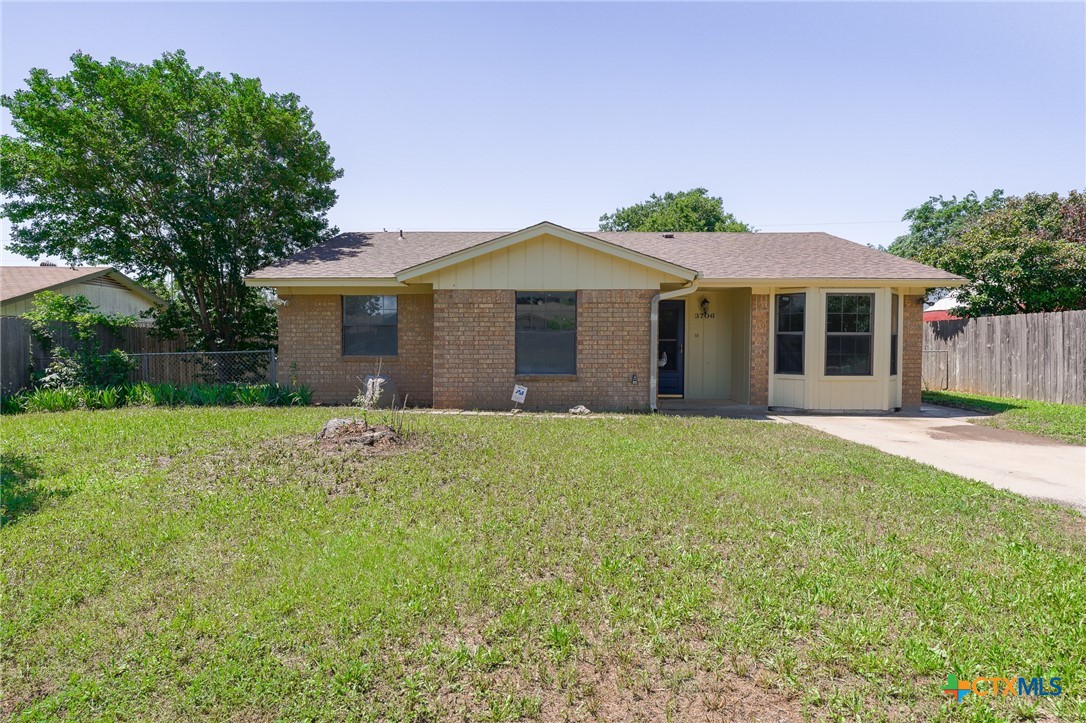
[248,229,961,282]
[0,265,113,303]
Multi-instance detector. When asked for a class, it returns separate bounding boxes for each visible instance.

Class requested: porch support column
[901,294,924,410]
[749,293,770,406]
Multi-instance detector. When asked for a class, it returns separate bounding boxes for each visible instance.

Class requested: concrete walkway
[777,405,1086,513]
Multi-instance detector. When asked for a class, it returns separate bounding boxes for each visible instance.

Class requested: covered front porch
[654,287,753,406]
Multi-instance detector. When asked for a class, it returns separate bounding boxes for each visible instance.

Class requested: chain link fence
[128,350,276,385]
[921,349,949,391]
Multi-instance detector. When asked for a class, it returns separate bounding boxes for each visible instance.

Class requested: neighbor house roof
[247,222,963,285]
[924,291,963,322]
[0,265,162,305]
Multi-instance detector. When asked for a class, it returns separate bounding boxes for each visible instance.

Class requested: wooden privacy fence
[0,317,190,393]
[923,309,1086,405]
[1,318,33,394]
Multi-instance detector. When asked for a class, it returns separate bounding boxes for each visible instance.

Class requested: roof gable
[0,266,163,306]
[414,231,690,290]
[396,222,697,283]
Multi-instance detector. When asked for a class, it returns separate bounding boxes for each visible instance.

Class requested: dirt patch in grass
[1047,505,1086,539]
[0,677,58,720]
[421,654,807,722]
[238,434,424,496]
[147,422,425,499]
[563,662,805,722]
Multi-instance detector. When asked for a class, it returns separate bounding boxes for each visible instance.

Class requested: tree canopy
[888,190,1005,259]
[599,188,753,233]
[1,50,343,350]
[922,191,1086,317]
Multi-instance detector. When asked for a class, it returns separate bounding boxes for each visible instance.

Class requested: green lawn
[923,390,1086,446]
[2,408,1084,722]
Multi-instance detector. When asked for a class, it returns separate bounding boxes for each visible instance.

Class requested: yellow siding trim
[420,234,682,290]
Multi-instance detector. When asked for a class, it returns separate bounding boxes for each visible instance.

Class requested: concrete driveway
[776,405,1086,513]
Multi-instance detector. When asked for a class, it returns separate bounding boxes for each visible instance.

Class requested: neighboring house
[0,264,162,320]
[924,291,962,322]
[247,221,963,411]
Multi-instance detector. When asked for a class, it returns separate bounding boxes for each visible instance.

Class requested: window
[342,295,397,356]
[890,294,899,376]
[825,293,873,376]
[515,292,576,374]
[775,293,805,374]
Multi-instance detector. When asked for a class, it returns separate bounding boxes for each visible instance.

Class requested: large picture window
[890,294,899,376]
[825,293,873,376]
[775,293,805,374]
[343,295,397,356]
[515,292,576,374]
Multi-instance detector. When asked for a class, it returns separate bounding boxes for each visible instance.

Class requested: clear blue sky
[2,1,1084,264]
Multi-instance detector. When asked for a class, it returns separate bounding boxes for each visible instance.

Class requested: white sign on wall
[511,384,528,404]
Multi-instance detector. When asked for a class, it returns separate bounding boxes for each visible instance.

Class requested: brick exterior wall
[276,293,433,405]
[748,294,769,406]
[433,289,654,411]
[901,294,924,410]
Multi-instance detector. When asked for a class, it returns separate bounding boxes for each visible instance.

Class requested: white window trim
[815,288,888,383]
[771,290,807,377]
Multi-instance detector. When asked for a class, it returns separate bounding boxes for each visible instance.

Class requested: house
[246,222,964,411]
[0,264,162,321]
[923,291,962,322]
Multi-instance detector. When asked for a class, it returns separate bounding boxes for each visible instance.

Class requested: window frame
[342,295,398,357]
[515,291,578,376]
[890,293,899,377]
[774,292,806,375]
[824,292,875,377]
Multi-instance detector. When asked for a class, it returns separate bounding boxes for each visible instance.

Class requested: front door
[658,300,685,396]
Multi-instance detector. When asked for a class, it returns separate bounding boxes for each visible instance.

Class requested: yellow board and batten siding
[420,234,682,290]
[682,289,753,402]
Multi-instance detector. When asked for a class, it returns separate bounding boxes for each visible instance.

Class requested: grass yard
[923,390,1086,446]
[2,408,1084,722]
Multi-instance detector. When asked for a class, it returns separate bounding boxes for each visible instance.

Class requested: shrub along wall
[1,382,311,415]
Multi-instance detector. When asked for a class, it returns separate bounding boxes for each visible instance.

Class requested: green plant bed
[1,382,311,414]
[923,390,1086,445]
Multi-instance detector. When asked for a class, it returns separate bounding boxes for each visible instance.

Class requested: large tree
[923,191,1086,316]
[888,190,1005,259]
[599,188,753,232]
[1,50,342,350]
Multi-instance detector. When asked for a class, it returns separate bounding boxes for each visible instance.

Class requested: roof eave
[244,276,405,288]
[696,275,968,287]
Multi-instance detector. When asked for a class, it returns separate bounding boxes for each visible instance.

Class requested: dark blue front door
[658,300,685,396]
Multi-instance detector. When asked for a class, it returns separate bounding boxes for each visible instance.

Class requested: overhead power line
[754,220,903,227]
